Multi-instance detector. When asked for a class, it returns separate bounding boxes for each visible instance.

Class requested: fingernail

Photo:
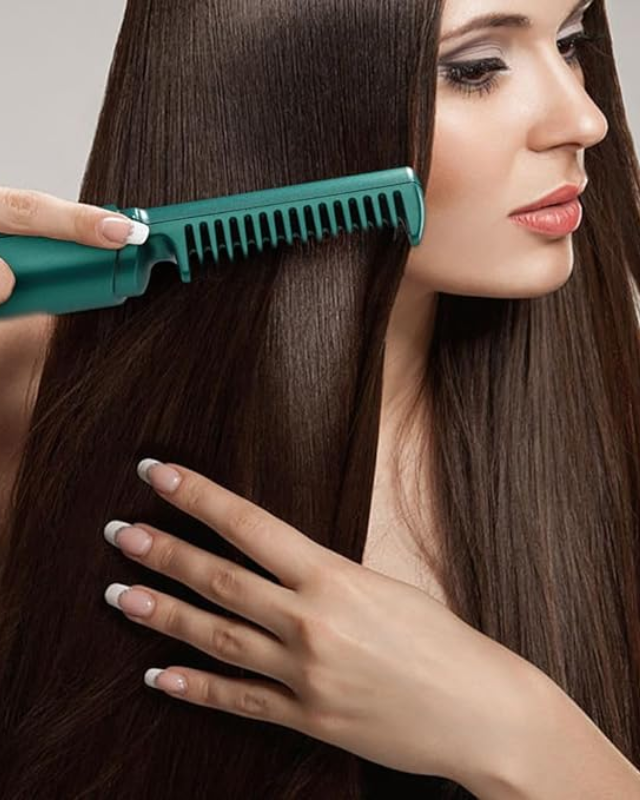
[103,520,153,556]
[137,459,182,494]
[104,583,155,616]
[144,668,188,694]
[99,217,150,246]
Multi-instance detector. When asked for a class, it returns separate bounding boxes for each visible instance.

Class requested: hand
[102,457,542,789]
[0,186,149,303]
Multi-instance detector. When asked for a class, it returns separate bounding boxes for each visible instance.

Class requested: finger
[108,520,299,641]
[0,186,149,248]
[105,582,295,690]
[138,460,335,590]
[143,664,306,734]
[0,258,16,303]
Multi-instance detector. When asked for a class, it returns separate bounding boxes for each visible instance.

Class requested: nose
[527,55,609,153]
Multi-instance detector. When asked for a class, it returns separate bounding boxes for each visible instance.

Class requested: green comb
[0,167,425,319]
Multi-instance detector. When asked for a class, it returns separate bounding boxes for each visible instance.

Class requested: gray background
[0,0,637,200]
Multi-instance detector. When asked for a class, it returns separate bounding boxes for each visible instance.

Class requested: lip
[510,181,588,216]
[509,198,583,237]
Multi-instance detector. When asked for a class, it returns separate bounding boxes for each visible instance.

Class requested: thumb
[0,257,16,304]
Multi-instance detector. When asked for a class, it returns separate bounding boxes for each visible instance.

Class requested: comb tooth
[300,206,313,243]
[347,198,362,232]
[364,195,382,229]
[259,212,275,250]
[305,204,321,242]
[334,200,349,234]
[298,206,311,244]
[221,217,235,261]
[371,195,384,228]
[393,191,407,234]
[282,207,294,245]
[209,219,220,262]
[184,224,201,267]
[288,207,306,245]
[381,191,399,228]
[356,196,369,230]
[199,221,213,266]
[234,216,250,259]
[322,202,339,237]
[312,203,328,239]
[229,217,244,261]
[338,200,353,234]
[265,212,278,248]
[244,214,261,255]
[274,209,293,246]
[191,222,206,265]
[214,219,229,262]
[271,209,286,247]
[178,227,193,271]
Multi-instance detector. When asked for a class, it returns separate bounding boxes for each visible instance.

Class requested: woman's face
[406,0,609,299]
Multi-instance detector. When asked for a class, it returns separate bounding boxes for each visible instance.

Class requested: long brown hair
[1,1,639,797]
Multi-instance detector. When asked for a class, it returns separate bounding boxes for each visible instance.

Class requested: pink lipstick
[509,184,586,237]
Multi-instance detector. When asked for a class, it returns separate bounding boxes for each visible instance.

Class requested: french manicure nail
[103,519,129,547]
[103,521,152,556]
[100,217,150,246]
[137,459,182,494]
[104,583,155,616]
[145,668,188,694]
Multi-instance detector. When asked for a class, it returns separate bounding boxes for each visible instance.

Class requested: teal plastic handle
[0,236,121,317]
[0,168,425,319]
[0,204,164,319]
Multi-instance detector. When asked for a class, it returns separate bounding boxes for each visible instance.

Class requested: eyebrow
[440,0,595,43]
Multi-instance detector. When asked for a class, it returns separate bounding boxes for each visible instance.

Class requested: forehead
[440,0,592,35]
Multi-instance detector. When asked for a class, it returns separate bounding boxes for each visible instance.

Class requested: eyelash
[441,31,601,98]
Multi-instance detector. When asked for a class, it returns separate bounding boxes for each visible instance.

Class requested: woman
[1,0,639,797]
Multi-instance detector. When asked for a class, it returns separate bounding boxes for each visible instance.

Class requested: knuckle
[311,706,344,739]
[181,477,205,514]
[233,689,270,718]
[0,188,40,228]
[228,507,270,541]
[297,661,330,705]
[201,676,222,708]
[207,564,242,602]
[73,203,98,241]
[207,624,242,660]
[155,539,181,574]
[303,561,331,589]
[293,615,332,668]
[291,612,332,653]
[162,601,183,638]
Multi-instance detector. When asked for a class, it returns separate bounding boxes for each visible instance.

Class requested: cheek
[405,110,575,298]
[412,113,505,292]
[427,110,505,214]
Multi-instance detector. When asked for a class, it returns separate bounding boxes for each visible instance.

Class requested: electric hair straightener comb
[0,167,425,319]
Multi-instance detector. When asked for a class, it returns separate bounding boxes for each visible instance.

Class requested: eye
[439,57,507,99]
[557,30,598,65]
[439,30,603,99]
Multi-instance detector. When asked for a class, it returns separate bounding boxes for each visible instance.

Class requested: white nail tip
[103,520,130,547]
[104,582,130,609]
[126,220,150,246]
[137,458,161,485]
[145,668,164,688]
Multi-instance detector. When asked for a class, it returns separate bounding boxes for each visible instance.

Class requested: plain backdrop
[0,0,637,201]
